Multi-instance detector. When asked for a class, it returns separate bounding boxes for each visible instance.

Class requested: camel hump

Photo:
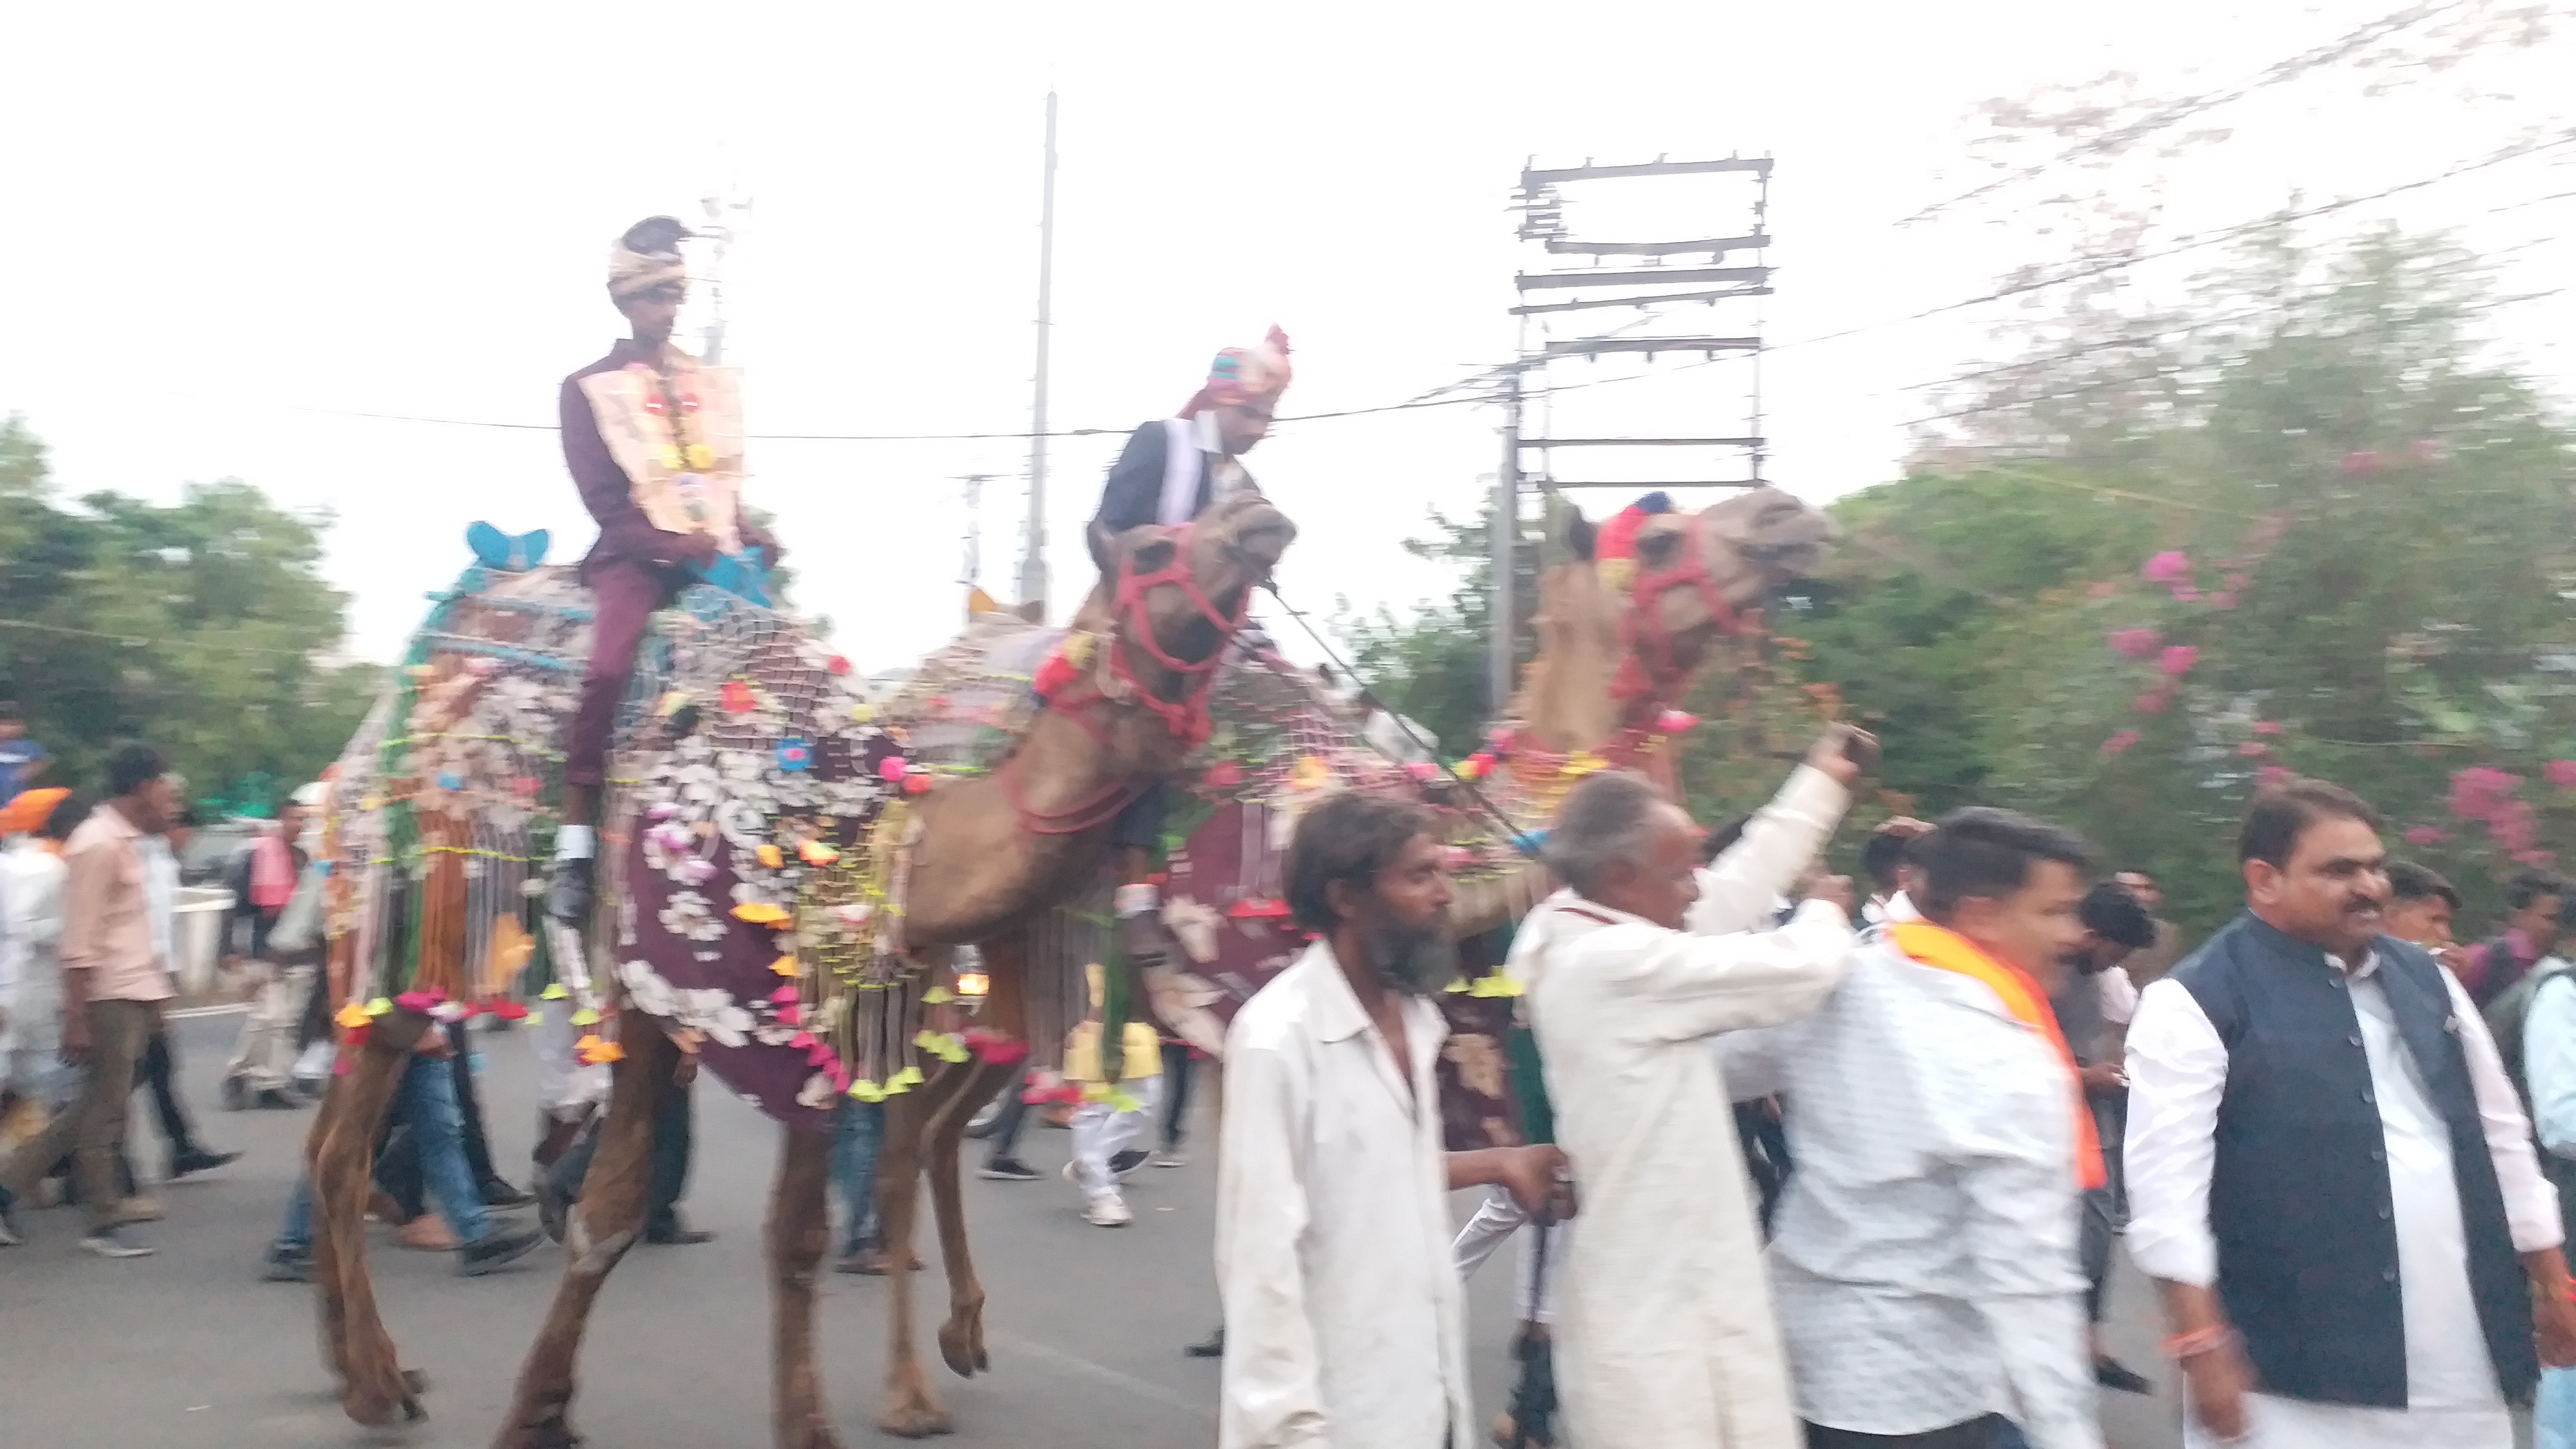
[877,615,1071,770]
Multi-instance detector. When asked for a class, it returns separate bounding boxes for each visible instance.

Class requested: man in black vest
[2125,778,2576,1447]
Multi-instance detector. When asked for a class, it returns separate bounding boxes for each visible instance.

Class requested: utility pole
[1506,154,1774,495]
[958,474,991,589]
[697,190,753,363]
[1489,381,1518,717]
[1017,91,1059,614]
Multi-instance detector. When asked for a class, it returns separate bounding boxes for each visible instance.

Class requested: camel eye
[1133,540,1177,572]
[1637,530,1683,567]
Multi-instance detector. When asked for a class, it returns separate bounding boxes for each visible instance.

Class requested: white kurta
[1518,886,1855,1449]
[2127,951,2562,1449]
[1217,940,1468,1449]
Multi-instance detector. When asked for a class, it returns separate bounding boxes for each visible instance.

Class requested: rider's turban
[1179,325,1294,417]
[607,215,693,303]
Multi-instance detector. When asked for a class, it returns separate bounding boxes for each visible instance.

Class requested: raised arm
[1613,900,1855,1044]
[1687,753,1852,935]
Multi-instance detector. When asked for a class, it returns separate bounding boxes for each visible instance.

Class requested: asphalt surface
[0,1011,2206,1448]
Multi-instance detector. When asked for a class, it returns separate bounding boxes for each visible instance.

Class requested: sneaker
[479,1178,536,1209]
[114,1195,164,1225]
[0,1185,21,1247]
[1183,1326,1225,1358]
[978,1156,1040,1182]
[1154,1145,1188,1168]
[1109,1148,1150,1181]
[1082,1191,1133,1228]
[262,1241,315,1282]
[80,1225,154,1259]
[457,1225,544,1277]
[169,1147,243,1179]
[255,1087,304,1111]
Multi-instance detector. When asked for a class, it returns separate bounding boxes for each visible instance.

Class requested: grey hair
[1545,770,1674,895]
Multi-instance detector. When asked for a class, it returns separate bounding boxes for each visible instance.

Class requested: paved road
[3,1011,2203,1448]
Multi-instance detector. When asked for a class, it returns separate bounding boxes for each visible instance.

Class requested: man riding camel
[550,216,782,924]
[1088,328,1291,968]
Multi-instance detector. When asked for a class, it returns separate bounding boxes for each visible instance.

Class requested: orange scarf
[1889,920,2106,1191]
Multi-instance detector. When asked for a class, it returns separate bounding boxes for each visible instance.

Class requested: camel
[1443,484,1836,937]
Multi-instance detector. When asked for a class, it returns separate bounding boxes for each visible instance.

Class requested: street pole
[1018,91,1059,614]
[1491,373,1521,716]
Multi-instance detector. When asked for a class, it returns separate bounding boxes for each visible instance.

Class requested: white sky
[3,1,2571,673]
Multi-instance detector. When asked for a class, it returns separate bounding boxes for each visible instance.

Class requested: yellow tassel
[798,840,840,866]
[1467,974,1524,998]
[654,690,690,717]
[770,954,799,977]
[849,1080,887,1102]
[571,1007,600,1026]
[541,983,569,1000]
[889,1064,924,1088]
[850,703,874,723]
[756,843,783,869]
[526,1011,543,1026]
[366,997,392,1017]
[921,986,955,1005]
[334,1002,371,1029]
[733,902,791,926]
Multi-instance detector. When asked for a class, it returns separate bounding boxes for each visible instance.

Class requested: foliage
[1338,500,1545,756]
[0,414,379,815]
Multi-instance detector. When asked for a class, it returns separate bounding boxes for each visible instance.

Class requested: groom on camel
[551,215,783,924]
[1088,329,1291,967]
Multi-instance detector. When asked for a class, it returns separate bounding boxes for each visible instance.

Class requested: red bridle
[1611,509,1753,707]
[1005,523,1255,835]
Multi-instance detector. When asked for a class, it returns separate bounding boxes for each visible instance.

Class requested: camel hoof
[784,1421,847,1449]
[494,1419,584,1449]
[936,1312,988,1379]
[877,1404,953,1439]
[404,1368,432,1395]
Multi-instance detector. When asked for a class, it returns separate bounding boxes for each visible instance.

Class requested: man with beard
[1512,768,1870,1449]
[1216,790,1570,1449]
[2127,779,2576,1448]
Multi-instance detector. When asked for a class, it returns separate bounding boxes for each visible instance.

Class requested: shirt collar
[1300,939,1373,1044]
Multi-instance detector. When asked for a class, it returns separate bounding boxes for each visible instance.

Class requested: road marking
[986,1332,1215,1424]
[165,1003,252,1020]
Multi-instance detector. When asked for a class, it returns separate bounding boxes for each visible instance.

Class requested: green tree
[0,414,378,815]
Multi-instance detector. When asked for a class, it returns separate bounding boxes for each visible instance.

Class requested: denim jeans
[277,1053,491,1249]
[548,1076,692,1237]
[2540,1366,2576,1449]
[832,1098,884,1256]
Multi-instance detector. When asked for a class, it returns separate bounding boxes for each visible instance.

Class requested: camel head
[1520,486,1832,749]
[1081,490,1299,710]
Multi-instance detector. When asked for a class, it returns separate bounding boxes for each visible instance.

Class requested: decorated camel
[296,480,1827,1447]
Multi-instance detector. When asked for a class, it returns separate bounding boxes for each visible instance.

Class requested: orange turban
[0,787,70,837]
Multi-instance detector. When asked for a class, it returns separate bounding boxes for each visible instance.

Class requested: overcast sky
[4,2,2571,674]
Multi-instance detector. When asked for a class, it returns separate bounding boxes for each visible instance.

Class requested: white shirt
[2126,948,2560,1449]
[2097,963,2139,1026]
[139,835,178,964]
[1716,937,2102,1449]
[1217,940,1467,1449]
[1517,887,1857,1449]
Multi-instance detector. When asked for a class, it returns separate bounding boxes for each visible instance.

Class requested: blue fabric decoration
[692,546,773,608]
[1636,491,1674,515]
[466,522,552,571]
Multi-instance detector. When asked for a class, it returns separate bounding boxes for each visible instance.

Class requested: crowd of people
[1213,733,2576,1449]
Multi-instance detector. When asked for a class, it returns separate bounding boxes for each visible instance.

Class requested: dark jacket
[1093,420,1210,537]
[2174,913,2535,1407]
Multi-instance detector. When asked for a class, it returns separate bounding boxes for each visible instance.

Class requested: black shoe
[547,856,594,925]
[169,1148,243,1179]
[0,1185,22,1247]
[221,1075,250,1112]
[255,1087,302,1111]
[978,1156,1040,1182]
[535,1175,569,1244]
[2094,1358,2153,1395]
[1109,1148,1150,1181]
[479,1178,536,1209]
[645,1219,716,1246]
[1184,1327,1225,1358]
[262,1241,315,1282]
[457,1226,544,1276]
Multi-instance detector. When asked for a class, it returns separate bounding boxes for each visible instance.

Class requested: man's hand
[1497,1144,1577,1223]
[2430,942,2471,977]
[2180,1338,2253,1441]
[1804,724,1879,787]
[1804,873,1857,915]
[2080,1061,2128,1094]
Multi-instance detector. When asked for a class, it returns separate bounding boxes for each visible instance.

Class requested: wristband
[2162,1325,2238,1361]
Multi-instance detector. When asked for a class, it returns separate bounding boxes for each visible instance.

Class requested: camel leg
[930,932,1030,1380]
[769,1123,844,1449]
[492,1025,675,1449]
[874,1082,951,1439]
[311,1014,433,1427]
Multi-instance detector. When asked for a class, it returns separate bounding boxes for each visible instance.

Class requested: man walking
[222,795,314,1109]
[2126,779,2576,1447]
[2052,882,2160,1397]
[1716,808,2105,1449]
[1217,790,1567,1449]
[0,744,181,1257]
